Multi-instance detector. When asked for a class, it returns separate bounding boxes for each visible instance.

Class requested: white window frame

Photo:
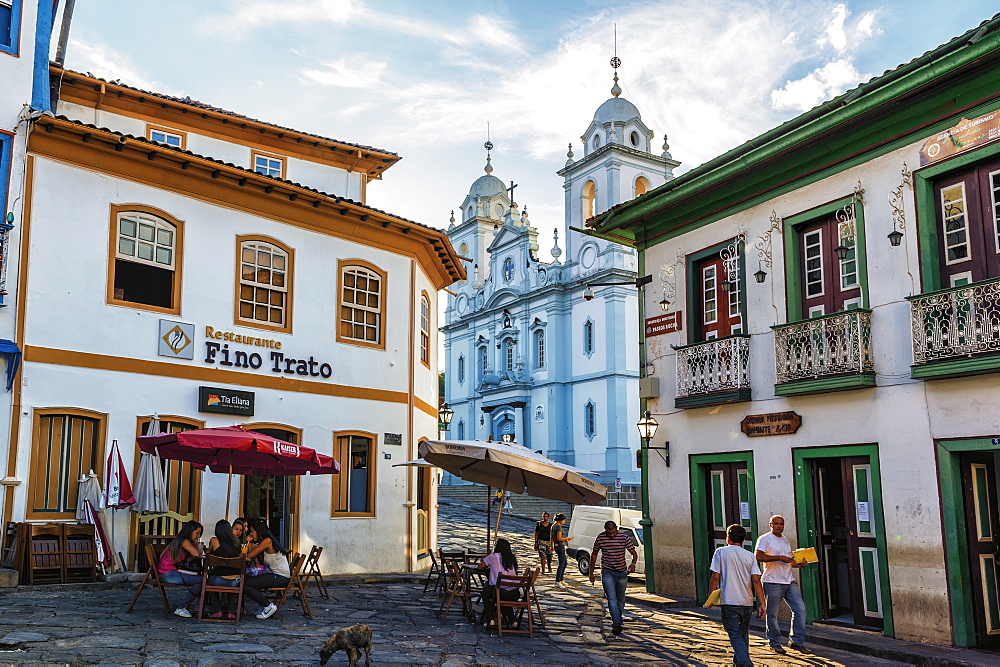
[238,239,289,328]
[419,295,430,365]
[253,152,285,178]
[148,127,184,148]
[989,168,1000,254]
[534,329,545,369]
[839,228,859,291]
[804,229,825,298]
[702,265,718,325]
[583,319,595,357]
[584,400,596,439]
[339,266,382,344]
[117,212,176,270]
[941,182,970,266]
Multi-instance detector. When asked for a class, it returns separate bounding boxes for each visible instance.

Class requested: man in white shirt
[709,524,766,667]
[755,515,809,654]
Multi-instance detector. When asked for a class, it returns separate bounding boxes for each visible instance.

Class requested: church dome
[468,174,505,199]
[593,96,641,125]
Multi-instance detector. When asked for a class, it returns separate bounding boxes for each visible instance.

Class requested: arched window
[582,181,596,222]
[457,420,465,440]
[467,206,474,220]
[634,176,651,197]
[503,339,515,371]
[237,236,292,332]
[478,345,488,380]
[534,330,545,369]
[338,260,386,348]
[459,242,468,255]
[419,293,430,366]
[458,355,465,385]
[583,319,595,357]
[111,206,182,314]
[584,401,596,439]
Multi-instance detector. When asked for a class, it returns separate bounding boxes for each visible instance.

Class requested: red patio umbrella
[137,426,341,517]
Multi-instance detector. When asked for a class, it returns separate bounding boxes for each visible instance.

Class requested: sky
[63,1,999,263]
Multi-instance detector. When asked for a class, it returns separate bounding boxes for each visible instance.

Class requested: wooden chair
[134,534,174,573]
[422,550,445,594]
[127,543,189,615]
[27,524,63,584]
[299,545,329,599]
[138,511,194,538]
[528,567,546,627]
[495,568,540,637]
[260,552,312,619]
[63,523,97,583]
[2,522,26,582]
[437,558,474,621]
[197,554,247,624]
[437,549,465,597]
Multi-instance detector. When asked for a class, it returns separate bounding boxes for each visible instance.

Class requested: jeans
[764,581,807,647]
[480,584,520,626]
[601,569,629,627]
[160,569,202,607]
[207,575,239,613]
[243,573,289,607]
[554,545,567,582]
[720,605,753,666]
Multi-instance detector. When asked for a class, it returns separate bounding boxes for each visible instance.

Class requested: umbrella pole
[485,486,492,552]
[493,468,510,545]
[225,463,233,521]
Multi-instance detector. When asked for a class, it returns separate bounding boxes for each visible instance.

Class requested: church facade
[441,69,679,492]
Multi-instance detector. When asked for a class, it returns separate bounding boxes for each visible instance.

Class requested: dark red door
[799,216,862,318]
[695,254,741,340]
[960,452,1000,648]
[935,158,1000,287]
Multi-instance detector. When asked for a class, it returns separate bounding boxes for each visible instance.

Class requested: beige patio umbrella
[418,439,607,547]
[76,470,104,521]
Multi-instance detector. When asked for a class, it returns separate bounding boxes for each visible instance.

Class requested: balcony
[674,335,751,408]
[773,309,875,396]
[908,277,1000,380]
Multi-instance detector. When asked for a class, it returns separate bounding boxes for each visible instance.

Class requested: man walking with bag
[708,524,766,667]
[755,514,810,654]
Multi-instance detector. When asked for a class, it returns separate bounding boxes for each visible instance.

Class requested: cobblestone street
[0,501,926,665]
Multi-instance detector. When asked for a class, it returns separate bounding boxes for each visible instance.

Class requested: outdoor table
[461,563,484,620]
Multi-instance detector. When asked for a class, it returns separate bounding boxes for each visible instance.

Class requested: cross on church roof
[507,180,518,207]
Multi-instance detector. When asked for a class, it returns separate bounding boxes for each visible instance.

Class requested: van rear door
[617,526,645,575]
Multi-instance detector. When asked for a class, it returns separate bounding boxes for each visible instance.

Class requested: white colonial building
[587,17,1000,649]
[0,16,462,574]
[442,68,679,493]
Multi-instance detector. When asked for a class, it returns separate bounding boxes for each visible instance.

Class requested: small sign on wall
[740,411,802,437]
[159,320,195,359]
[198,386,255,416]
[384,433,403,446]
[645,312,682,337]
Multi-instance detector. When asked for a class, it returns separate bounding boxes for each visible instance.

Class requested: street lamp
[659,297,671,311]
[834,243,850,261]
[582,274,653,301]
[636,410,658,441]
[888,228,903,247]
[438,403,454,436]
[636,409,659,596]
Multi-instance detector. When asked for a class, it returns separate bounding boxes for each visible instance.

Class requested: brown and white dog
[319,624,372,666]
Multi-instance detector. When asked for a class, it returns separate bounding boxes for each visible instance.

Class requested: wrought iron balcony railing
[908,277,1000,365]
[773,309,874,384]
[674,334,751,398]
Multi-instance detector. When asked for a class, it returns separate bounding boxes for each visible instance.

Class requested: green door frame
[689,451,758,603]
[936,436,1000,648]
[792,444,894,637]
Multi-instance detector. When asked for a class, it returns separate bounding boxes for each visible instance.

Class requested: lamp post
[636,410,658,594]
[437,403,454,438]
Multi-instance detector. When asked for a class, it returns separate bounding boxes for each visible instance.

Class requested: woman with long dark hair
[477,538,520,626]
[205,520,242,618]
[156,520,204,618]
[232,518,250,549]
[242,520,291,619]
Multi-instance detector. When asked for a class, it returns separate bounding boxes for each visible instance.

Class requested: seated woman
[242,520,292,619]
[232,518,250,550]
[157,520,204,618]
[477,538,520,626]
[205,519,242,618]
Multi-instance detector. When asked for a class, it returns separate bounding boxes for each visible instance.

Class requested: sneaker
[173,607,192,618]
[209,611,224,619]
[788,644,811,654]
[226,612,237,620]
[770,645,786,654]
[255,603,278,620]
[611,625,622,635]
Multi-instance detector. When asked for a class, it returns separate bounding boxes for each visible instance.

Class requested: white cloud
[819,3,850,52]
[206,0,358,36]
[65,39,176,95]
[771,59,863,111]
[301,59,387,88]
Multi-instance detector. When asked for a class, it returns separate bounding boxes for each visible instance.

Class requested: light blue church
[441,68,679,490]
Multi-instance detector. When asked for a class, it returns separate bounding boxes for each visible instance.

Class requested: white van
[566,506,645,577]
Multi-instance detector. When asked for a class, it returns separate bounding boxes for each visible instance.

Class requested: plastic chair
[197,554,247,623]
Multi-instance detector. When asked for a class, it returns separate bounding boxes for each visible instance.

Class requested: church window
[419,293,430,366]
[592,135,601,149]
[338,260,385,347]
[534,330,545,369]
[630,131,640,147]
[634,176,651,197]
[495,204,504,218]
[147,125,185,149]
[504,339,515,371]
[583,319,595,357]
[468,206,474,220]
[460,243,468,256]
[458,355,465,385]
[110,206,182,314]
[582,181,596,222]
[478,345,488,380]
[252,151,286,179]
[0,0,21,55]
[457,420,465,440]
[584,401,596,439]
[238,236,292,332]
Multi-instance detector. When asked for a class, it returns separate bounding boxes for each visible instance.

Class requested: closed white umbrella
[132,415,169,514]
[75,469,104,521]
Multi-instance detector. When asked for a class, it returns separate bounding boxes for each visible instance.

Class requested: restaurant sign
[920,106,1000,166]
[740,411,802,437]
[198,385,255,416]
[645,311,682,337]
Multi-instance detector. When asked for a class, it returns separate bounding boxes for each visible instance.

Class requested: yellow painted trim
[336,258,387,350]
[107,204,185,316]
[55,68,400,179]
[234,234,295,335]
[28,117,465,288]
[331,429,378,518]
[249,150,287,181]
[146,124,187,151]
[26,407,108,521]
[4,155,32,524]
[413,395,436,419]
[23,345,418,406]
